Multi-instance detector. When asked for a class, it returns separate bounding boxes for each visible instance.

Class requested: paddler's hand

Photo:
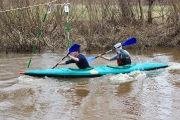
[65,54,69,57]
[98,54,102,57]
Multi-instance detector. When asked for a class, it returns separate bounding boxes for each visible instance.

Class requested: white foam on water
[166,62,180,74]
[109,71,146,84]
[18,75,63,87]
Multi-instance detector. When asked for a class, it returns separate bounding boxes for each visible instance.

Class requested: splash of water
[167,62,180,74]
[109,71,146,84]
[18,76,64,87]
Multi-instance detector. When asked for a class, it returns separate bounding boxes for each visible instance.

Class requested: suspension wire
[0,0,69,13]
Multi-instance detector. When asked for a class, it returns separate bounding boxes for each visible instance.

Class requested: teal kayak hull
[21,62,168,77]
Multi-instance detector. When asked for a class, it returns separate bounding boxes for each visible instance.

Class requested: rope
[0,0,70,13]
[0,0,71,68]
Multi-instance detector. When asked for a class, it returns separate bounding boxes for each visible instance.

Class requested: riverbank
[1,1,180,53]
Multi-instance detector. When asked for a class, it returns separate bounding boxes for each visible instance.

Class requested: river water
[0,47,180,120]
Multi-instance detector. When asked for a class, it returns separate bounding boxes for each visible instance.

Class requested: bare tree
[1,0,180,52]
[138,0,144,21]
[147,0,155,23]
[118,0,135,24]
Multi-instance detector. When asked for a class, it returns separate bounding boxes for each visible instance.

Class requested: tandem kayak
[20,62,168,77]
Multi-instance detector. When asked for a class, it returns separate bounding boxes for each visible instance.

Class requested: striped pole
[27,5,51,68]
[64,4,70,59]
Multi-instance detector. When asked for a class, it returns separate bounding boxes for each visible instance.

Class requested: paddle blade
[87,56,96,63]
[68,44,81,53]
[122,37,136,46]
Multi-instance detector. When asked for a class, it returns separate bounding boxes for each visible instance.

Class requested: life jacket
[116,50,131,66]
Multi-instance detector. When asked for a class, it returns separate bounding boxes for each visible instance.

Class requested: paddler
[98,43,131,66]
[58,44,90,69]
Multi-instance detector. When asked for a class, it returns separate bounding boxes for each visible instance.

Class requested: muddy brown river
[0,47,180,120]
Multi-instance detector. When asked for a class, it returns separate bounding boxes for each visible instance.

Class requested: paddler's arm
[56,54,70,66]
[68,54,79,62]
[98,54,117,61]
[57,61,66,65]
[57,55,77,66]
[98,54,110,61]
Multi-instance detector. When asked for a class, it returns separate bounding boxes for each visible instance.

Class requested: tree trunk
[118,0,135,24]
[171,0,180,25]
[147,0,155,23]
[138,0,144,20]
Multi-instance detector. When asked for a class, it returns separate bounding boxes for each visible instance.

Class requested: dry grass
[0,0,180,53]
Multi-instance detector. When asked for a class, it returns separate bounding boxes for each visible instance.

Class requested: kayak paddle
[87,37,136,62]
[52,44,80,69]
